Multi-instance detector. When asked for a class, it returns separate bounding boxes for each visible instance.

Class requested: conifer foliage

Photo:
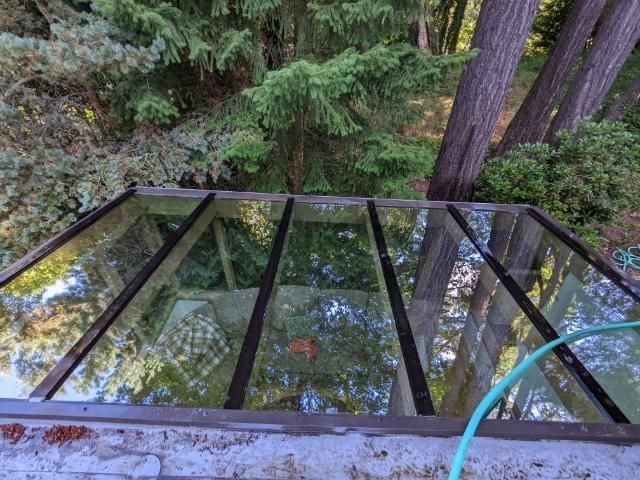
[0,0,473,264]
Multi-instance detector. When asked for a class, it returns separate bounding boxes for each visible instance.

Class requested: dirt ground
[596,213,640,280]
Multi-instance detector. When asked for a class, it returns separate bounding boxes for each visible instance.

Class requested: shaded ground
[403,56,543,143]
[597,213,640,280]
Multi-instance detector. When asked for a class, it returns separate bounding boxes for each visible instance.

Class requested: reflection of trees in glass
[176,202,277,291]
[2,250,78,298]
[54,201,283,408]
[246,205,402,415]
[248,290,398,414]
[281,208,379,291]
[499,220,640,422]
[551,261,640,421]
[381,207,604,422]
[0,196,194,397]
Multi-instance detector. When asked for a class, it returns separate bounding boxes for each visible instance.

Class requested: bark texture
[606,72,640,121]
[427,0,541,201]
[409,1,432,54]
[417,3,431,54]
[545,0,640,142]
[495,0,607,157]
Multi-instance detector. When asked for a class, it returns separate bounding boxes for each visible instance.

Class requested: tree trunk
[435,0,454,54]
[545,0,640,142]
[410,2,433,54]
[417,2,431,54]
[427,0,540,201]
[425,8,436,53]
[292,110,305,194]
[495,0,607,157]
[264,11,285,70]
[606,72,640,121]
[446,0,468,53]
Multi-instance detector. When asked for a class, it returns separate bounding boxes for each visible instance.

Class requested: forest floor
[597,213,640,280]
[404,55,545,147]
[407,55,640,275]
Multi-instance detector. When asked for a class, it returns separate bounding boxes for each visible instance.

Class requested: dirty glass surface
[245,203,412,415]
[54,199,285,408]
[378,207,605,422]
[464,210,640,422]
[0,195,198,399]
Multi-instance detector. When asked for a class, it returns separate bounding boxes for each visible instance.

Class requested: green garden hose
[448,320,640,480]
[612,244,640,271]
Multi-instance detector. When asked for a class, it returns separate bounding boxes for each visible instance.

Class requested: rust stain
[43,425,92,446]
[1,423,26,443]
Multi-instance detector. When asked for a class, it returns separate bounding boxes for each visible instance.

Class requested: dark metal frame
[447,204,630,424]
[0,399,639,442]
[134,186,533,212]
[368,201,435,416]
[1,187,639,441]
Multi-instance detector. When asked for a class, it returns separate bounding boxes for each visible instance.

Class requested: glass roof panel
[2,188,638,425]
[378,206,604,422]
[53,199,285,407]
[245,203,412,415]
[464,210,640,422]
[0,194,198,399]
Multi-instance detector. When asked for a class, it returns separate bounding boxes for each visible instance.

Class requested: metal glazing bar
[446,204,630,423]
[367,201,436,416]
[224,198,295,409]
[0,189,136,289]
[29,193,217,401]
[527,207,640,304]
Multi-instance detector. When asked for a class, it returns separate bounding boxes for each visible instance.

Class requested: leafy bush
[475,121,640,241]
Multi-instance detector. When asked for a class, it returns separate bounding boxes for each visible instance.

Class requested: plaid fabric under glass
[156,311,231,382]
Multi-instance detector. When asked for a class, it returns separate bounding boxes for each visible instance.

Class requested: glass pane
[379,207,604,422]
[465,211,640,422]
[0,195,198,399]
[245,203,412,415]
[54,199,285,408]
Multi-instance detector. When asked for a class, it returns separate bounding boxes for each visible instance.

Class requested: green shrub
[476,121,640,241]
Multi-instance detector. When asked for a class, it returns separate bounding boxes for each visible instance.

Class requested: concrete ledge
[1,419,639,479]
